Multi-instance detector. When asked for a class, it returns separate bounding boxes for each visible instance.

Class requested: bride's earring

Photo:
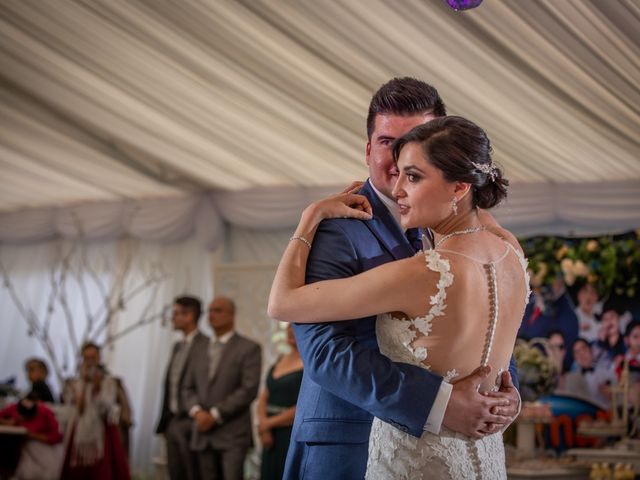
[451,197,458,216]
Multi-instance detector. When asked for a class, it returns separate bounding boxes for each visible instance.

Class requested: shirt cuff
[423,381,452,434]
[209,407,222,424]
[189,405,202,418]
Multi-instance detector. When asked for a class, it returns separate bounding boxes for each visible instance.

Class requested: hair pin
[471,161,498,181]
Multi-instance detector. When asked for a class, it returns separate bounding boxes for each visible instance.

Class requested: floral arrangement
[270,321,292,355]
[521,230,640,298]
[514,338,558,402]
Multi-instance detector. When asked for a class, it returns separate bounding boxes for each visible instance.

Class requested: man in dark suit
[183,296,262,480]
[284,77,522,479]
[156,296,209,480]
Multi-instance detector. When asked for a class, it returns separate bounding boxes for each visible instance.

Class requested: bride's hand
[303,192,373,226]
[293,183,371,240]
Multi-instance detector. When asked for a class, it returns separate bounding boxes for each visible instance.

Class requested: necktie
[208,340,224,380]
[405,228,423,252]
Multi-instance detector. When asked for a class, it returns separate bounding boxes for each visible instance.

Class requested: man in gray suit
[183,296,262,480]
[156,296,209,480]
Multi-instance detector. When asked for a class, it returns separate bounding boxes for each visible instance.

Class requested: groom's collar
[369,181,401,225]
[359,180,414,260]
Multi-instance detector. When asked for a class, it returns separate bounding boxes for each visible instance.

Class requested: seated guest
[156,295,208,480]
[593,308,626,366]
[574,283,601,343]
[622,320,640,375]
[0,393,63,480]
[258,325,303,480]
[60,343,130,480]
[24,358,55,403]
[547,330,568,378]
[183,296,262,480]
[561,338,617,409]
[620,321,640,410]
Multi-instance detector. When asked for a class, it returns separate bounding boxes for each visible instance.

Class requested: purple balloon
[445,0,483,11]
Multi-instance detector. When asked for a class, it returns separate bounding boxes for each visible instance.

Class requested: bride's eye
[407,173,420,183]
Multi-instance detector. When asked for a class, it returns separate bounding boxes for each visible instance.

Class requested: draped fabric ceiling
[1,0,639,245]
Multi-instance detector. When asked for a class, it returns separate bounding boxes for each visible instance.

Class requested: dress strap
[436,244,510,264]
[504,242,532,304]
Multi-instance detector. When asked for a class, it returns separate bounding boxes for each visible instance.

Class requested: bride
[268,116,530,479]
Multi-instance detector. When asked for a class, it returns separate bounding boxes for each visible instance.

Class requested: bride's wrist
[300,204,324,229]
[291,207,319,242]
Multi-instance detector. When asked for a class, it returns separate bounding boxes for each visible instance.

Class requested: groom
[285,77,521,479]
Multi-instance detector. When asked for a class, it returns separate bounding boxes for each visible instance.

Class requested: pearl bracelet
[290,235,312,249]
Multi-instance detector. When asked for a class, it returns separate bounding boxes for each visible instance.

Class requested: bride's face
[392,142,456,229]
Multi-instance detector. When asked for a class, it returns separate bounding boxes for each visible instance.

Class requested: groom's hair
[367,77,446,140]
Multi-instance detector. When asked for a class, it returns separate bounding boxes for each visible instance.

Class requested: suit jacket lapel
[163,342,180,409]
[166,342,179,384]
[360,181,414,260]
[179,331,203,385]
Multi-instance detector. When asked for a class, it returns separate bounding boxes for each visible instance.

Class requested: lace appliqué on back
[376,250,453,368]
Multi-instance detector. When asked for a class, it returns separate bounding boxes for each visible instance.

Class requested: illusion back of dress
[367,232,530,480]
[376,233,530,392]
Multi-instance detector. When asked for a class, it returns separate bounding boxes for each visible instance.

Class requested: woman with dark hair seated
[24,358,55,403]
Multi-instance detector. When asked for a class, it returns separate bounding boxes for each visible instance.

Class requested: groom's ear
[365,142,372,166]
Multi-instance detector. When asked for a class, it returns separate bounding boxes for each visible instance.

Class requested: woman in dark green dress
[258,326,303,480]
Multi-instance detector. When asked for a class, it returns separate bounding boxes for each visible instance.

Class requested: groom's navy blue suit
[284,181,439,479]
[284,181,519,479]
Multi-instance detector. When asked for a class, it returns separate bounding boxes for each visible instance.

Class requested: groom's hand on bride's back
[478,370,520,435]
[442,366,511,439]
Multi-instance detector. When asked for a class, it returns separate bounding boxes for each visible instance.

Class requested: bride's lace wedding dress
[366,233,530,480]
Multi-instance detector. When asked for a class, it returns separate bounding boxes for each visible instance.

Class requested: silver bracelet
[290,235,312,249]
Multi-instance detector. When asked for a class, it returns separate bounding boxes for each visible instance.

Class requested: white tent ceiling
[0,0,639,241]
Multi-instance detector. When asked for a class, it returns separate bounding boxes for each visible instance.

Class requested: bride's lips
[397,204,410,215]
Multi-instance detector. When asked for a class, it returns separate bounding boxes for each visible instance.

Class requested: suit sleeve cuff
[423,381,452,434]
[189,405,202,418]
[209,407,222,424]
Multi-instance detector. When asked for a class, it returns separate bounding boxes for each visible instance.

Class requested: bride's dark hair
[393,116,508,209]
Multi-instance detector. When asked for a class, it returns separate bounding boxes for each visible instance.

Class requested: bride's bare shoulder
[485,226,523,255]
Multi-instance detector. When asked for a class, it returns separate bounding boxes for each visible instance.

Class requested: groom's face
[365,113,435,198]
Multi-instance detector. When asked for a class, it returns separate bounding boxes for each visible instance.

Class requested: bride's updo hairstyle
[393,116,508,209]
